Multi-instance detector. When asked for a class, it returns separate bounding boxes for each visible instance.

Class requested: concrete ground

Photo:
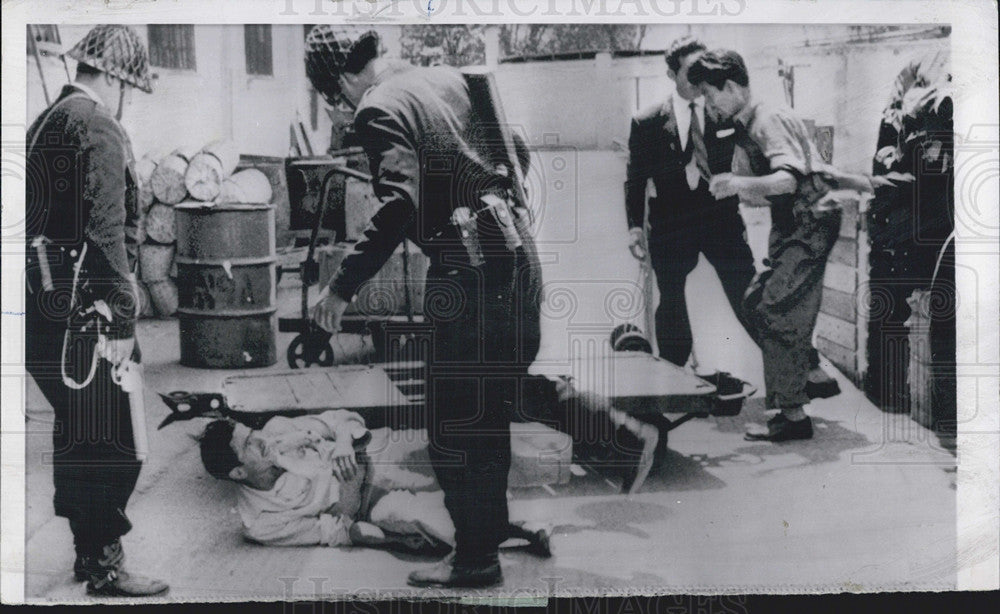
[23,151,957,602]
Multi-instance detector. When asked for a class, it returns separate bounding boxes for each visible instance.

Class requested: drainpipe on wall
[595,52,613,149]
[484,25,500,68]
[221,25,235,143]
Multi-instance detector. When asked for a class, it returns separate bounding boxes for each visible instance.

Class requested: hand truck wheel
[610,323,653,353]
[286,330,336,369]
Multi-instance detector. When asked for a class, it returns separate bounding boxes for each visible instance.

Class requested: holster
[450,193,523,267]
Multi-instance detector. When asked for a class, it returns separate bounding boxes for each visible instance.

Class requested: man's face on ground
[669,52,703,101]
[229,423,283,490]
[700,81,740,122]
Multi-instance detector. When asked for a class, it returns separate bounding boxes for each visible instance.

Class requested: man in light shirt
[689,49,910,441]
[198,411,551,556]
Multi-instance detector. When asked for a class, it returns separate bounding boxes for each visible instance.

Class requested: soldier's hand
[628,227,647,261]
[870,171,916,189]
[310,288,350,333]
[101,337,136,367]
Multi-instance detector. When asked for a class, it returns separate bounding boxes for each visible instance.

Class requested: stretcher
[159,352,754,457]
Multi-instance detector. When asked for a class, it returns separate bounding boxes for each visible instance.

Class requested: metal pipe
[28,26,52,106]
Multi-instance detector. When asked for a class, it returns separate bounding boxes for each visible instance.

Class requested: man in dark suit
[624,36,756,367]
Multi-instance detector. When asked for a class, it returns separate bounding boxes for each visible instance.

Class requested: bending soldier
[303,25,657,587]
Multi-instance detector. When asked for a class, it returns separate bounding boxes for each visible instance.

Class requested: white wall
[495,28,949,173]
[27,25,948,174]
[27,25,324,160]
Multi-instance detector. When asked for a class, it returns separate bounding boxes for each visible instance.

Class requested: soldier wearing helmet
[24,25,167,597]
[304,25,658,588]
[305,24,530,588]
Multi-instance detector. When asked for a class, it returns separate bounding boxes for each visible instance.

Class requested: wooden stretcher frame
[159,353,754,435]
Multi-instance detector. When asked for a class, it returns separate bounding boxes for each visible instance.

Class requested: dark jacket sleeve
[329,105,418,303]
[624,116,650,230]
[80,113,137,339]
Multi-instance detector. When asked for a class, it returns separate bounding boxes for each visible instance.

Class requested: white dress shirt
[672,95,707,190]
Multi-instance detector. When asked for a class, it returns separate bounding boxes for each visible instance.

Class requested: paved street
[23,151,957,601]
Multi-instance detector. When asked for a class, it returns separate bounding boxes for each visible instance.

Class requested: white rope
[61,242,103,390]
[931,231,955,290]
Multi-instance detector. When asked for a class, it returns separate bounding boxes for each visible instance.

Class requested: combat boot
[74,543,122,582]
[506,520,552,558]
[78,539,169,597]
[407,552,503,588]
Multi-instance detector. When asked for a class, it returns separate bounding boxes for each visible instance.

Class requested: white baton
[114,359,149,462]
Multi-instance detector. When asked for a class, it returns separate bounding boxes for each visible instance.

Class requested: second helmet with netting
[66,25,153,93]
[305,25,380,104]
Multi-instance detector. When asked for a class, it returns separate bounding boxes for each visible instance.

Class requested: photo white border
[2,0,997,603]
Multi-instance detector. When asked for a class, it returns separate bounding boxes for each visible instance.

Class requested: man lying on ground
[198,410,551,557]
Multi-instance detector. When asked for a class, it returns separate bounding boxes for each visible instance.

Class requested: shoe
[744,413,813,442]
[619,423,659,496]
[508,521,552,558]
[78,540,169,597]
[389,531,453,558]
[407,553,503,588]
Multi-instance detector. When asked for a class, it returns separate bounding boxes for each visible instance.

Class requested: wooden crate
[814,195,868,384]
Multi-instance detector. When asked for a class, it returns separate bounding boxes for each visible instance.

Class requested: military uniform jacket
[329,62,512,302]
[26,84,140,339]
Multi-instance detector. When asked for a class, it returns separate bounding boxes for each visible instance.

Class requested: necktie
[686,101,712,187]
[733,120,753,148]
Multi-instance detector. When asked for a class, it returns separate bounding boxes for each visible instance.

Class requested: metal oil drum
[175,203,277,368]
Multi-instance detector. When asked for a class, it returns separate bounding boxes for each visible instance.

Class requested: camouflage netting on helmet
[66,25,153,93]
[305,25,380,104]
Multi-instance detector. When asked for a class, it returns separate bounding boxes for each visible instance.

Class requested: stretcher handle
[715,382,757,403]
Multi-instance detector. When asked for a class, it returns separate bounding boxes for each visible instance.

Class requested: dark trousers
[647,193,756,366]
[744,206,841,409]
[865,242,956,422]
[25,293,141,554]
[422,208,542,564]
